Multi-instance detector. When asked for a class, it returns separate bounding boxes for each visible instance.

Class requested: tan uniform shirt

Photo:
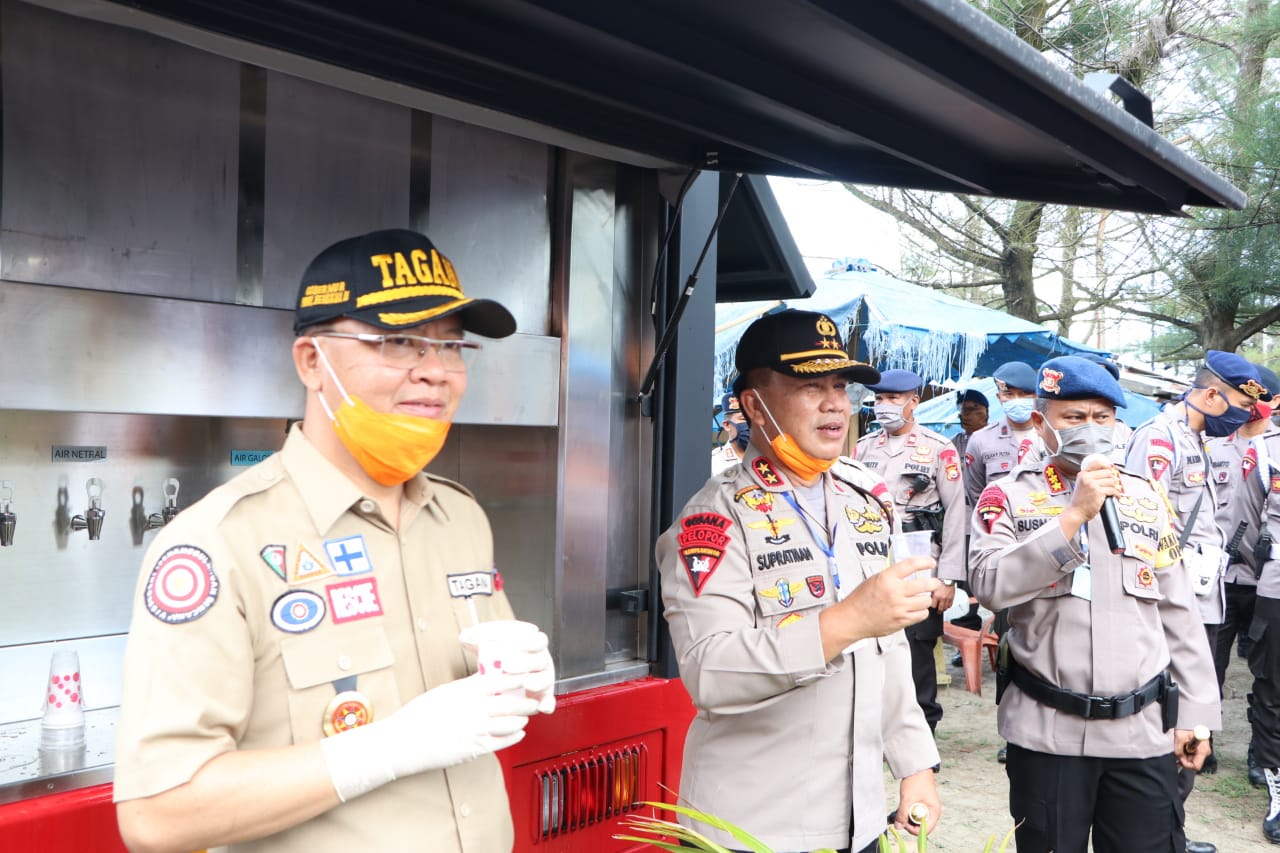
[657,454,938,853]
[115,425,516,853]
[856,424,966,582]
[1206,425,1280,586]
[963,419,1041,507]
[969,460,1221,757]
[1127,408,1226,623]
[1256,431,1280,599]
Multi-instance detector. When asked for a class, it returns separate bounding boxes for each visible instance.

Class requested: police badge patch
[976,485,1007,534]
[677,512,733,595]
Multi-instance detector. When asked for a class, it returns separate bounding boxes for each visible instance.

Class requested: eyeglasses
[312,332,481,372]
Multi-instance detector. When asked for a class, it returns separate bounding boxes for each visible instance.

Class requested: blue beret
[1206,350,1269,402]
[720,392,742,415]
[957,389,989,408]
[1079,352,1121,380]
[1036,356,1126,408]
[867,369,922,394]
[1255,364,1279,399]
[991,361,1037,392]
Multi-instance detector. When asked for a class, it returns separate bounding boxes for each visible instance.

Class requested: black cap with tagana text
[732,310,879,395]
[293,229,516,338]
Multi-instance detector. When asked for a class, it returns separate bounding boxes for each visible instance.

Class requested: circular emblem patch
[270,590,326,633]
[144,545,219,624]
[323,690,373,737]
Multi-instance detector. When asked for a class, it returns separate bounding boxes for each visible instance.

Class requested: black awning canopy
[102,0,1244,215]
[716,175,815,303]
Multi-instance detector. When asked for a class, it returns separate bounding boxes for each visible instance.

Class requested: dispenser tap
[69,478,105,540]
[146,478,181,529]
[0,481,15,547]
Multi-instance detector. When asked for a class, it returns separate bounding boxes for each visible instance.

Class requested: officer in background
[1126,349,1268,853]
[658,310,942,853]
[712,391,750,475]
[1247,368,1280,842]
[951,388,990,461]
[857,369,966,735]
[963,361,1040,508]
[970,356,1219,853]
[114,229,555,852]
[1205,364,1280,786]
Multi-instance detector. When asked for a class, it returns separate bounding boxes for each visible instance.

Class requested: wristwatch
[939,579,955,587]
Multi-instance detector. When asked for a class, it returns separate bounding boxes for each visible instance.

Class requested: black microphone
[1082,453,1126,554]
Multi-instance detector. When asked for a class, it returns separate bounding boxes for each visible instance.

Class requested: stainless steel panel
[260,71,412,310]
[1,1,240,300]
[0,281,304,418]
[429,117,552,335]
[555,154,617,678]
[0,707,117,803]
[452,334,560,427]
[0,410,289,652]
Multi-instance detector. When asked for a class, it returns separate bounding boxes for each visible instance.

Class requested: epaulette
[424,471,478,502]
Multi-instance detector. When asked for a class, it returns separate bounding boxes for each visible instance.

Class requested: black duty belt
[1008,657,1168,721]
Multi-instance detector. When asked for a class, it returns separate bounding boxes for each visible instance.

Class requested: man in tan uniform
[962,361,1040,508]
[114,229,555,852]
[658,310,942,853]
[856,369,965,734]
[970,355,1219,853]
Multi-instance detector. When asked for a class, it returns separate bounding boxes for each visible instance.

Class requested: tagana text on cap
[1036,356,1126,409]
[732,310,879,394]
[293,228,516,338]
[991,361,1037,393]
[1205,350,1270,402]
[868,369,923,394]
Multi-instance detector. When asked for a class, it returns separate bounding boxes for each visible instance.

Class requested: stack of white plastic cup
[458,620,540,697]
[40,648,86,750]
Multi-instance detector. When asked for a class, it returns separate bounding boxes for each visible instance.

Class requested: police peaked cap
[1036,356,1126,409]
[1205,350,1271,402]
[867,369,923,394]
[991,361,1037,393]
[732,309,879,394]
[293,228,516,338]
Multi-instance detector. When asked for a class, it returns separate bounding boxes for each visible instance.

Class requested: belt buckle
[1085,695,1115,719]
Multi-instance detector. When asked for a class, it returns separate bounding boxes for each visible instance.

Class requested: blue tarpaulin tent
[715,264,1109,394]
[912,377,1164,439]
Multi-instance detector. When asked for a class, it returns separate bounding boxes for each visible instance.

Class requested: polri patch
[145,545,219,624]
[271,589,326,633]
[324,534,373,576]
[940,448,960,481]
[976,485,1007,533]
[448,571,495,598]
[326,577,384,624]
[293,545,335,584]
[260,544,287,581]
[676,512,733,595]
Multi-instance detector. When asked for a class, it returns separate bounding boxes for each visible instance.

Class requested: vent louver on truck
[534,742,647,841]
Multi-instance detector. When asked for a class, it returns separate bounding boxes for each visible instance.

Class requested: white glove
[500,629,557,714]
[320,672,538,803]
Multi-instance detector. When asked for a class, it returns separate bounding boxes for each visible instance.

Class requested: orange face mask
[313,339,451,485]
[753,393,836,481]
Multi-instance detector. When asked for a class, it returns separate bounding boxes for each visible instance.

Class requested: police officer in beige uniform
[712,391,750,476]
[970,356,1220,853]
[1248,382,1280,843]
[114,229,555,853]
[856,369,965,734]
[962,361,1041,508]
[658,310,942,853]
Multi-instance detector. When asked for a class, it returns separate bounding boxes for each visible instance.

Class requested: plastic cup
[892,530,934,563]
[40,648,86,749]
[458,620,540,695]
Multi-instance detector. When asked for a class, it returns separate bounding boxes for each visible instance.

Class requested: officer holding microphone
[969,356,1219,853]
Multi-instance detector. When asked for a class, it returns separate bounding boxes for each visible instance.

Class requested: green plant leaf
[627,801,774,853]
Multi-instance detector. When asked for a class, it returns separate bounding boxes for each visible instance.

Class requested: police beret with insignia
[1205,350,1269,402]
[293,228,516,338]
[1035,355,1126,408]
[732,310,879,394]
[1253,364,1279,400]
[1079,352,1121,380]
[867,369,922,394]
[991,361,1037,393]
[957,388,989,409]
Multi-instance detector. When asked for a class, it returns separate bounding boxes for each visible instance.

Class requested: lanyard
[781,491,841,592]
[1255,436,1272,495]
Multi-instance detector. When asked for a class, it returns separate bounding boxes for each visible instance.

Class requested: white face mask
[873,402,907,432]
